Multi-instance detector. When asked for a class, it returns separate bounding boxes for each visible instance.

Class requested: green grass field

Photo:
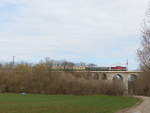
[0,94,140,113]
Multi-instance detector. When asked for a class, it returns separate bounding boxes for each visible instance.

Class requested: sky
[0,0,149,70]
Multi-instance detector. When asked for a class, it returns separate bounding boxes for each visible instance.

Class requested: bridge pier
[123,75,129,95]
[106,73,129,95]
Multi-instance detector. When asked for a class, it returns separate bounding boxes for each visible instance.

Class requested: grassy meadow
[0,94,140,113]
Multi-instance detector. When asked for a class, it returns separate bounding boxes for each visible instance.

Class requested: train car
[85,66,127,71]
[111,66,127,71]
[85,67,110,71]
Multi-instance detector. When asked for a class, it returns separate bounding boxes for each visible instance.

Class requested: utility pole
[126,59,128,70]
[13,56,15,65]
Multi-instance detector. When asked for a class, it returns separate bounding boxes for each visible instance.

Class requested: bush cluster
[0,63,124,95]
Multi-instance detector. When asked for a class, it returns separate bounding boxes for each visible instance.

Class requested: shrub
[0,63,124,96]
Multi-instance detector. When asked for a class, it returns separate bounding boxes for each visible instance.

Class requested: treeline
[133,9,150,96]
[39,58,97,67]
[5,59,97,71]
[0,62,124,96]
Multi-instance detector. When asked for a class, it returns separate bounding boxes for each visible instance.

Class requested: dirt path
[118,96,150,113]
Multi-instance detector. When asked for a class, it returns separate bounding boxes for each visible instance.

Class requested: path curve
[118,96,150,113]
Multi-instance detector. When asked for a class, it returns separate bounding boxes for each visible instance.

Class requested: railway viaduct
[72,71,142,95]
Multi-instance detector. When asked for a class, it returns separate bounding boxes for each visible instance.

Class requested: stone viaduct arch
[99,71,141,95]
[74,71,142,95]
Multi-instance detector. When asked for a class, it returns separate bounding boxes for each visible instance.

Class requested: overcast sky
[0,0,149,69]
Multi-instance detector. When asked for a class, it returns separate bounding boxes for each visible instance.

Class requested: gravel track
[118,96,150,113]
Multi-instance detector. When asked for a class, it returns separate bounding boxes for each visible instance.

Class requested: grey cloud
[0,0,149,69]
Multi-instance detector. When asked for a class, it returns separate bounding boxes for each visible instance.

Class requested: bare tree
[87,63,97,67]
[78,62,86,66]
[134,6,150,96]
[61,60,75,70]
[137,24,150,71]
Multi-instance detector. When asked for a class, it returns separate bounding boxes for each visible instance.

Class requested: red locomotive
[111,66,127,71]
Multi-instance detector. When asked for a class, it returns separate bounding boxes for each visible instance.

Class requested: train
[51,66,127,71]
[85,66,127,71]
